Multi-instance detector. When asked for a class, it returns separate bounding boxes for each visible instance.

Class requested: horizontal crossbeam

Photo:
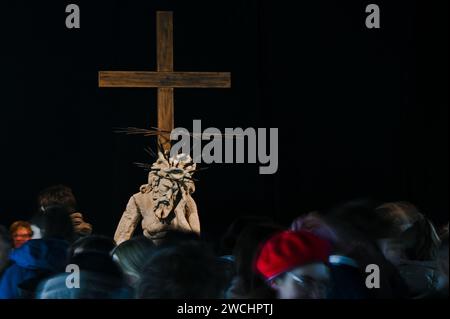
[99,71,231,88]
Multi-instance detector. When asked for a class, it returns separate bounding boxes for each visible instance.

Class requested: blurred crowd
[0,185,448,299]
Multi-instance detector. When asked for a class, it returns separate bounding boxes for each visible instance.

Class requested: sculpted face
[148,153,196,221]
[153,177,178,220]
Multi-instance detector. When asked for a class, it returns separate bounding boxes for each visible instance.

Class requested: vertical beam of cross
[156,12,174,148]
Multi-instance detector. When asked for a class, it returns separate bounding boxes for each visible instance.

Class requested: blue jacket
[0,239,69,299]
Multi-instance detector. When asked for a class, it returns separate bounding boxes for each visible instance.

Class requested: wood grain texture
[99,71,231,88]
[158,88,174,150]
[157,11,173,72]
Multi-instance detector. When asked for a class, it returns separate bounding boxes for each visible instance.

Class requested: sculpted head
[148,152,197,220]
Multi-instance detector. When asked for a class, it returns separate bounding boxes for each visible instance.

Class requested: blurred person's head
[37,185,92,238]
[256,230,331,299]
[328,200,392,240]
[232,223,284,298]
[65,236,126,293]
[439,223,449,240]
[0,225,12,273]
[324,200,397,262]
[291,212,339,251]
[376,202,441,263]
[69,252,123,279]
[437,235,449,292]
[69,235,116,259]
[137,240,225,299]
[158,230,201,247]
[112,236,156,287]
[10,221,33,248]
[220,216,274,256]
[292,210,380,265]
[38,245,130,299]
[37,270,131,299]
[38,185,77,213]
[216,255,236,295]
[323,200,412,299]
[41,206,75,242]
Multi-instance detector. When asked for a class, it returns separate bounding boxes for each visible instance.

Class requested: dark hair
[38,185,77,213]
[325,200,411,298]
[324,200,402,263]
[0,226,10,244]
[69,252,124,278]
[0,226,12,273]
[438,235,449,280]
[232,223,283,298]
[69,235,116,259]
[376,202,422,236]
[376,202,441,260]
[328,199,393,240]
[112,236,156,280]
[64,237,126,293]
[220,216,274,256]
[158,230,201,247]
[137,241,225,299]
[439,224,449,240]
[41,206,75,242]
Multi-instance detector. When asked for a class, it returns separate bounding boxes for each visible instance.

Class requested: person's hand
[70,212,93,236]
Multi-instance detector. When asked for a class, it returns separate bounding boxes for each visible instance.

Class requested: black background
[0,0,448,242]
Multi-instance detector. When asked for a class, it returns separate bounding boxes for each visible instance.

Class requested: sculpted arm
[114,195,142,245]
[185,195,200,235]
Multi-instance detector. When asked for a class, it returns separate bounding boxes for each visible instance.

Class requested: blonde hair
[10,221,33,237]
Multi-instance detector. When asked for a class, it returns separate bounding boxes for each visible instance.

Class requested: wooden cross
[99,11,231,151]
